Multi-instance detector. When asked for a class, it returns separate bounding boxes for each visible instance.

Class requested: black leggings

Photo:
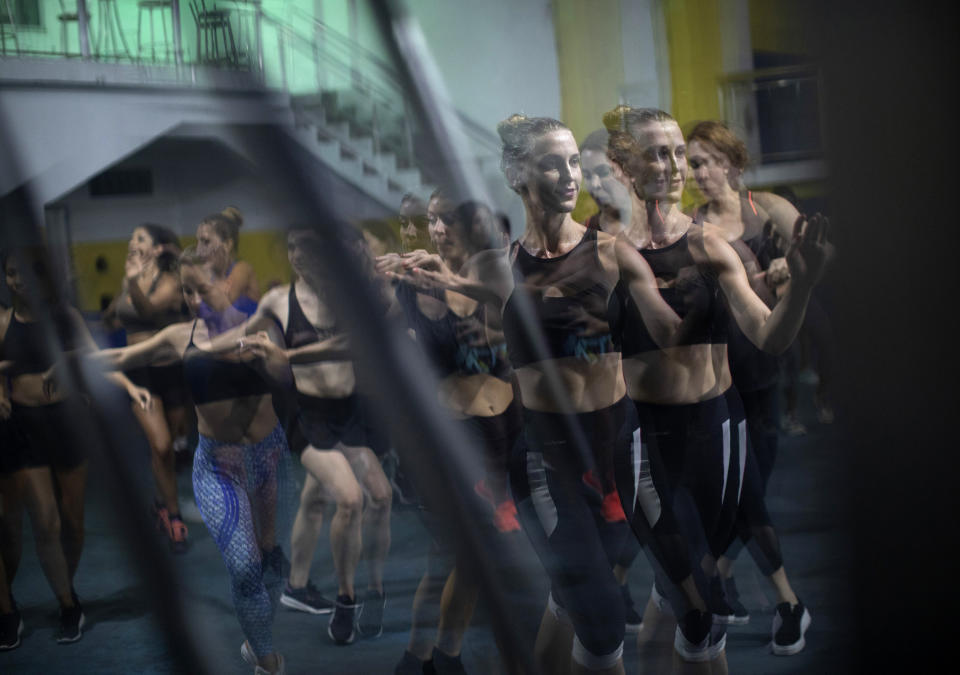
[626,389,747,614]
[723,384,784,575]
[511,398,633,667]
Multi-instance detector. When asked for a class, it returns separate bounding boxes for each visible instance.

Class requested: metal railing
[719,64,825,164]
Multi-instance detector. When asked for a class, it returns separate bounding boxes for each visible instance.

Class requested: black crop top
[396,283,511,381]
[182,320,270,404]
[0,309,77,376]
[618,216,727,357]
[502,228,620,368]
[283,284,341,350]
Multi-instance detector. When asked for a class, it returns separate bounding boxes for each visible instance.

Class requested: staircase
[264,9,500,212]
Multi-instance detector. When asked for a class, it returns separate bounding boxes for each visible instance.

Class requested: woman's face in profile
[521,129,582,214]
[687,139,732,200]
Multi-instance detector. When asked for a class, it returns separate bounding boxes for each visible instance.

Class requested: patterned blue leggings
[193,424,293,658]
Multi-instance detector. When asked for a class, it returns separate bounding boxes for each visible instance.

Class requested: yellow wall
[749,0,809,56]
[71,231,291,312]
[552,0,625,223]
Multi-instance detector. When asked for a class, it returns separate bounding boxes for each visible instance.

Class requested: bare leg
[533,604,574,675]
[131,399,178,515]
[768,566,798,606]
[53,462,87,583]
[300,447,362,599]
[435,565,479,657]
[636,597,676,675]
[287,473,325,589]
[342,445,391,594]
[18,467,74,607]
[407,569,445,660]
[0,475,24,589]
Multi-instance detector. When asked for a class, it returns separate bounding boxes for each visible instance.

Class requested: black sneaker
[771,600,811,656]
[674,608,724,662]
[357,589,385,638]
[0,606,23,651]
[393,650,425,675]
[620,583,643,634]
[327,594,359,645]
[431,648,466,674]
[56,602,85,644]
[280,581,334,615]
[708,574,737,625]
[723,575,750,625]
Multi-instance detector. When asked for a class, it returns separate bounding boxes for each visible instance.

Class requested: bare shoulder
[158,320,194,354]
[694,223,741,272]
[259,284,289,312]
[0,306,11,343]
[751,191,800,232]
[596,229,620,273]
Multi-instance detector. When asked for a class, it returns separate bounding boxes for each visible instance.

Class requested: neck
[522,201,576,254]
[629,194,687,249]
[13,296,34,320]
[711,184,741,216]
[141,258,158,278]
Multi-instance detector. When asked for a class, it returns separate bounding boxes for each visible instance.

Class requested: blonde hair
[602,105,676,170]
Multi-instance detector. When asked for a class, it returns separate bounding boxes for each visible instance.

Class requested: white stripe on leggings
[720,419,731,503]
[527,452,558,537]
[737,419,747,504]
[633,425,662,527]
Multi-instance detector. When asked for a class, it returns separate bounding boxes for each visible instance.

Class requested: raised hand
[785,213,830,290]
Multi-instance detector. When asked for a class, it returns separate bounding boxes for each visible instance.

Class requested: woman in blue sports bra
[195,208,260,319]
[87,247,289,675]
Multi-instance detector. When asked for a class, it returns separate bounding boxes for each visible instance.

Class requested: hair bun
[221,206,244,228]
[497,114,529,145]
[602,105,633,133]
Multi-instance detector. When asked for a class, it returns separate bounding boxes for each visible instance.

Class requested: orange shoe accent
[601,490,627,523]
[493,500,521,533]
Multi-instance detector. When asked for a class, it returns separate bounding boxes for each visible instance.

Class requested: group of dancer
[0,105,829,675]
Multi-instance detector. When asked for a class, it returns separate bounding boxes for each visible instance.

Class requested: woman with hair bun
[103,223,190,552]
[196,208,261,318]
[603,105,827,663]
[409,113,703,675]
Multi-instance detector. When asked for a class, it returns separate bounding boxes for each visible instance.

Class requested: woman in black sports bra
[381,197,524,673]
[686,121,812,643]
[602,105,828,664]
[87,247,291,675]
[0,247,151,645]
[103,223,190,552]
[407,115,701,675]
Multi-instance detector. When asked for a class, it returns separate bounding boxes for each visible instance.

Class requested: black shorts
[294,393,371,454]
[1,399,90,473]
[125,363,189,408]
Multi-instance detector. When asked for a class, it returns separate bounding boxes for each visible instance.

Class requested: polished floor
[0,382,851,674]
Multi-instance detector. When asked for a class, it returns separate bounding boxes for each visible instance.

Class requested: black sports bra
[283,284,341,350]
[502,228,620,368]
[0,309,76,376]
[618,214,727,357]
[397,283,511,381]
[182,320,270,404]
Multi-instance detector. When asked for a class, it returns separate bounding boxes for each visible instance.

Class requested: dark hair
[580,128,610,154]
[199,212,242,252]
[497,114,569,193]
[602,105,676,170]
[137,223,182,273]
[687,120,749,172]
[359,219,401,252]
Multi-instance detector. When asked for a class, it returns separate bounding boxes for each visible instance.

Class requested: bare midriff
[624,343,732,405]
[515,351,625,413]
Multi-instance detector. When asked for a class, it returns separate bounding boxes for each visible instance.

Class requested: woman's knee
[336,484,364,518]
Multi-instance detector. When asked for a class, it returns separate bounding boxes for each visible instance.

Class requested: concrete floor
[0,383,852,674]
